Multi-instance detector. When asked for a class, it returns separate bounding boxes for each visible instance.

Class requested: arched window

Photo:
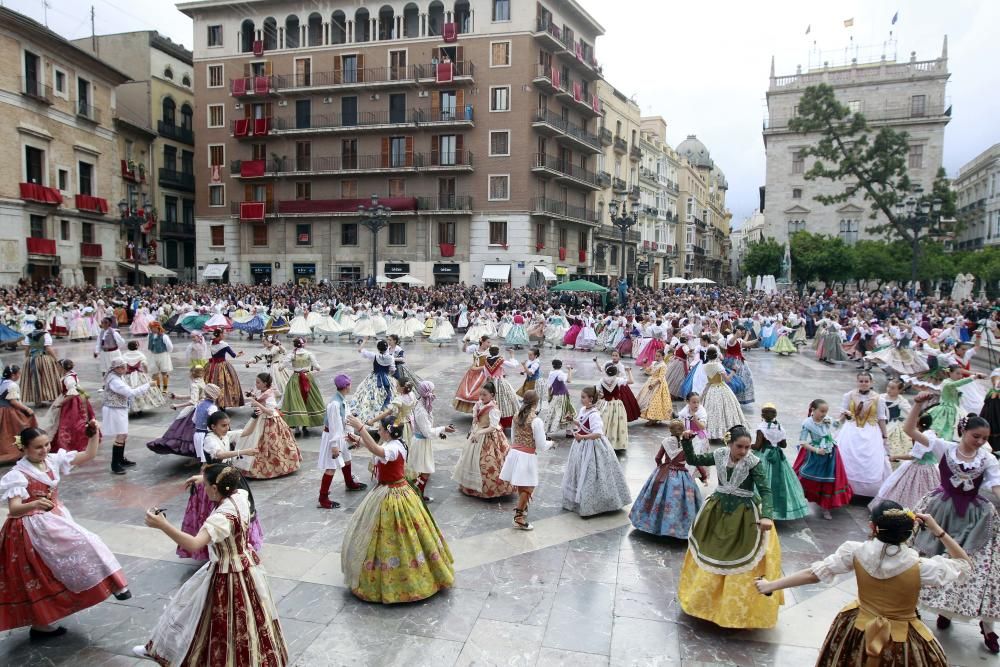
[307,12,323,46]
[428,1,444,37]
[454,0,471,33]
[161,97,175,125]
[378,5,395,40]
[262,17,278,50]
[331,11,347,44]
[402,3,419,38]
[355,8,371,42]
[163,66,173,79]
[181,74,191,87]
[240,19,255,53]
[180,104,193,131]
[285,15,300,48]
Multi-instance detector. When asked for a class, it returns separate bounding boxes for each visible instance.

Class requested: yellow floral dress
[638,361,673,422]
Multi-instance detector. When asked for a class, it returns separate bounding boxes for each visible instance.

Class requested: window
[792,188,802,199]
[341,222,359,246]
[210,225,225,246]
[492,0,510,21]
[439,135,456,165]
[787,219,806,234]
[164,196,178,223]
[341,180,358,198]
[207,25,223,47]
[839,218,859,245]
[163,66,174,80]
[78,161,93,196]
[490,86,510,112]
[848,100,861,114]
[909,144,924,169]
[163,145,177,171]
[490,41,511,67]
[296,223,312,245]
[438,221,456,245]
[252,223,268,246]
[208,104,224,128]
[489,220,507,245]
[207,65,223,88]
[251,143,267,161]
[295,141,311,171]
[182,75,191,87]
[610,246,618,265]
[792,150,804,175]
[77,77,92,117]
[558,227,568,248]
[342,55,358,84]
[489,130,510,156]
[81,222,94,244]
[209,184,225,206]
[60,219,70,241]
[209,145,225,167]
[183,200,194,225]
[54,69,66,95]
[910,94,927,117]
[57,169,68,192]
[388,178,405,197]
[488,174,509,201]
[25,146,44,184]
[389,136,407,167]
[181,104,193,131]
[339,265,361,282]
[388,222,406,245]
[30,215,45,238]
[535,222,545,249]
[295,182,311,200]
[389,93,406,124]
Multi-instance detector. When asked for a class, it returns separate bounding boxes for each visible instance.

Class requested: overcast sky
[9,0,999,227]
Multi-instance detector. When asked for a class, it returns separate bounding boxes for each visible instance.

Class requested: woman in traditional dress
[287,306,312,339]
[514,347,542,398]
[245,335,290,397]
[452,382,514,499]
[480,346,520,429]
[663,337,691,399]
[505,310,530,349]
[501,390,551,531]
[561,386,632,517]
[350,339,397,425]
[352,307,378,340]
[602,350,642,421]
[237,373,301,479]
[817,318,849,364]
[231,304,267,340]
[722,329,755,406]
[638,348,673,425]
[904,399,1000,651]
[21,321,61,406]
[982,369,1000,454]
[0,422,131,639]
[562,316,582,348]
[755,502,971,666]
[340,415,455,603]
[700,347,745,441]
[263,306,290,337]
[135,464,288,665]
[919,365,986,440]
[205,329,244,409]
[388,334,422,387]
[369,380,418,451]
[281,338,325,438]
[752,403,809,521]
[122,341,168,413]
[575,313,598,352]
[882,378,913,462]
[678,392,710,455]
[772,323,797,356]
[870,413,939,510]
[146,366,206,457]
[795,399,854,519]
[678,425,783,629]
[629,419,704,537]
[129,302,150,336]
[49,359,98,453]
[428,311,455,346]
[837,371,892,497]
[543,359,575,436]
[409,381,454,503]
[0,365,37,464]
[544,311,570,348]
[596,364,631,452]
[177,410,263,561]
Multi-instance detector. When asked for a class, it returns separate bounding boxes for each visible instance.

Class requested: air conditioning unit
[418,90,429,98]
[234,103,242,110]
[323,97,333,103]
[277,100,288,107]
[370,93,380,100]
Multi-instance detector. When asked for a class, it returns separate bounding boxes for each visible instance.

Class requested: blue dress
[629,437,703,537]
[350,356,396,424]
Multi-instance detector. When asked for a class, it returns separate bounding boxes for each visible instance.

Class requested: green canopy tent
[549,279,610,307]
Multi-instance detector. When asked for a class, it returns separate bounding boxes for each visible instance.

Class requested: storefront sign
[384,263,410,275]
[433,264,459,274]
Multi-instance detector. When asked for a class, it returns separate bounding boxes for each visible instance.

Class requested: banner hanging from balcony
[19,182,62,205]
[240,202,266,221]
[436,61,453,84]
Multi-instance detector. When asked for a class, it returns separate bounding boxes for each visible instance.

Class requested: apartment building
[73,31,198,282]
[0,7,130,286]
[952,143,1000,250]
[676,135,731,282]
[179,0,606,286]
[762,39,950,246]
[635,117,680,286]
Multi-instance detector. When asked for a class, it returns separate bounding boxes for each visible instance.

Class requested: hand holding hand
[32,497,55,512]
[346,415,365,430]
[758,518,774,532]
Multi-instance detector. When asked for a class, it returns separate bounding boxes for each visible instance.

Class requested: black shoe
[301,427,310,437]
[347,482,368,492]
[936,615,952,630]
[29,626,67,641]
[121,458,137,467]
[114,588,132,600]
[111,464,127,475]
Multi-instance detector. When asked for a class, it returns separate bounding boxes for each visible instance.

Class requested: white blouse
[911,434,1000,490]
[811,540,970,586]
[375,439,407,464]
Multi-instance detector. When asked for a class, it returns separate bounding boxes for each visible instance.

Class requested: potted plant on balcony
[535,243,545,251]
[137,163,146,181]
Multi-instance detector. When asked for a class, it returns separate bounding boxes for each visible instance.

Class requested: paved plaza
[0,334,994,667]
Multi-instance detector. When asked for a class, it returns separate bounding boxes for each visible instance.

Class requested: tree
[852,240,907,287]
[741,238,784,278]
[789,231,855,287]
[788,84,958,288]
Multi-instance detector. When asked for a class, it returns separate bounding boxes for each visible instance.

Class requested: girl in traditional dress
[428,310,455,346]
[755,502,971,667]
[21,321,61,406]
[352,306,378,340]
[561,386,631,517]
[870,413,939,510]
[919,365,986,440]
[287,306,312,339]
[882,378,913,462]
[514,347,542,398]
[837,371,892,497]
[0,422,131,638]
[263,307,290,336]
[722,329,755,406]
[663,336,691,399]
[758,319,777,351]
[635,319,667,366]
[317,374,368,510]
[49,359,97,453]
[452,382,514,499]
[129,302,150,336]
[409,380,454,503]
[388,334,422,387]
[575,313,598,352]
[678,425,783,629]
[527,312,547,346]
[480,346,520,429]
[794,399,854,519]
[903,400,1000,652]
[753,403,809,521]
[637,348,673,425]
[281,338,325,438]
[186,332,208,370]
[544,311,569,347]
[245,335,290,398]
[772,323,797,356]
[350,339,397,425]
[340,415,455,603]
[135,464,288,665]
[237,373,302,479]
[562,316,582,348]
[700,347,745,441]
[178,410,263,561]
[543,359,575,436]
[678,392,710,455]
[369,380,418,450]
[629,419,704,537]
[501,390,552,530]
[600,350,642,421]
[122,341,168,413]
[817,318,849,364]
[147,366,206,457]
[205,329,244,409]
[597,364,631,452]
[505,310,530,349]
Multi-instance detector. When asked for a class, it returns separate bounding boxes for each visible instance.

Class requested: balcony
[599,127,613,146]
[273,109,409,135]
[612,177,628,193]
[80,242,103,259]
[19,77,52,105]
[157,121,194,146]
[531,109,601,154]
[666,180,679,195]
[557,78,600,117]
[630,145,642,161]
[639,167,659,184]
[629,185,641,200]
[428,150,474,170]
[231,200,276,220]
[275,196,417,216]
[232,117,272,138]
[76,101,101,124]
[416,194,473,212]
[597,171,611,187]
[275,66,419,92]
[596,224,641,243]
[613,136,628,154]
[532,18,566,51]
[230,75,275,97]
[418,61,475,85]
[158,168,195,192]
[531,154,601,190]
[532,64,563,94]
[120,160,145,183]
[531,197,599,225]
[75,194,109,214]
[242,151,473,178]
[26,237,56,255]
[159,221,195,237]
[19,182,62,205]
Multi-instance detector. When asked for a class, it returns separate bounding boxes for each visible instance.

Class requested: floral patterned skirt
[21,354,61,404]
[598,399,629,451]
[542,393,576,434]
[638,381,673,422]
[238,415,302,480]
[629,466,702,538]
[452,430,514,499]
[816,607,947,667]
[206,359,244,409]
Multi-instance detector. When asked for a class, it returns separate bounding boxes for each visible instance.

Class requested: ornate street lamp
[118,197,152,286]
[893,187,943,294]
[609,199,638,280]
[358,193,392,284]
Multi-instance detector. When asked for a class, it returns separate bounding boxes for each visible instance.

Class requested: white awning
[202,263,229,279]
[533,265,558,281]
[118,262,177,279]
[482,264,511,283]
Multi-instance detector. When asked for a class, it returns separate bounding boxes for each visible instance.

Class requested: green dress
[281,352,326,427]
[754,421,809,521]
[927,377,974,440]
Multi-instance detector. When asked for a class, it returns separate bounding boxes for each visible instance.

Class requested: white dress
[500,416,549,487]
[101,374,150,436]
[837,390,892,497]
[429,316,455,343]
[409,402,446,475]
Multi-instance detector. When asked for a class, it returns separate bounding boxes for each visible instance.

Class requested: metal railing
[532,197,598,224]
[157,121,194,145]
[532,154,599,187]
[19,77,52,104]
[416,194,472,211]
[158,168,195,191]
[532,109,601,149]
[613,136,627,153]
[77,101,101,123]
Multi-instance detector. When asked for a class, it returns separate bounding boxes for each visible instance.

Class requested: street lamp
[358,193,392,285]
[117,197,152,287]
[893,187,943,294]
[609,199,638,280]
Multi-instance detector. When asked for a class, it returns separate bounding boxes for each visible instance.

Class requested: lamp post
[117,197,152,287]
[893,187,943,295]
[358,193,392,285]
[609,199,638,280]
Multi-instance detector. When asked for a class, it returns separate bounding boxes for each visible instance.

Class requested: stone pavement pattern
[0,335,993,666]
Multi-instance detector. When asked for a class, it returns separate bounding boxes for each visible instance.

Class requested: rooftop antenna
[43,0,50,26]
[91,6,97,54]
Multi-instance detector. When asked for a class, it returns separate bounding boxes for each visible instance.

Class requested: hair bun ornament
[722,431,732,445]
[13,435,23,451]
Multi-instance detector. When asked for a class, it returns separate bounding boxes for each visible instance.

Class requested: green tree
[741,238,784,278]
[788,84,958,286]
[852,240,908,287]
[789,231,855,287]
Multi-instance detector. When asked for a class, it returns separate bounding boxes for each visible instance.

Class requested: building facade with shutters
[952,143,1000,251]
[179,0,606,286]
[762,39,950,247]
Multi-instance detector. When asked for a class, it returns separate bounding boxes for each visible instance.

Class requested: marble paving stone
[559,548,620,584]
[279,618,326,664]
[277,582,348,624]
[542,580,616,656]
[396,588,490,643]
[534,646,611,666]
[479,580,556,627]
[609,617,682,666]
[455,618,545,667]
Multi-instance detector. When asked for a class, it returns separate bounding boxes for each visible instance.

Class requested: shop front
[433,263,460,285]
[293,263,316,284]
[482,264,511,288]
[384,263,410,280]
[250,263,272,285]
